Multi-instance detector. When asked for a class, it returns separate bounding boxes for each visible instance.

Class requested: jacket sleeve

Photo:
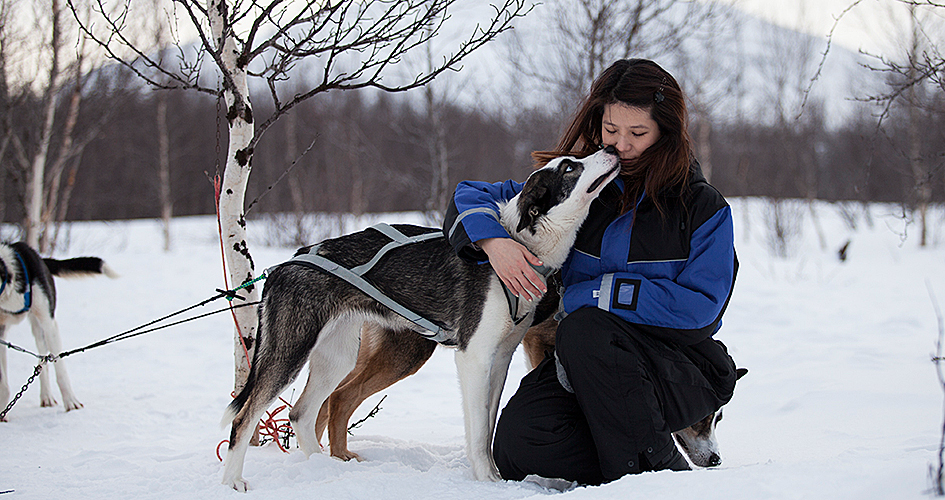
[442,179,524,263]
[562,205,737,346]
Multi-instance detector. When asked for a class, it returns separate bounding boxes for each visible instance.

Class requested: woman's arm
[443,180,546,299]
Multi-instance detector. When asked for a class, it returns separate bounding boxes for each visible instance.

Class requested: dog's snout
[603,145,618,156]
[706,453,721,467]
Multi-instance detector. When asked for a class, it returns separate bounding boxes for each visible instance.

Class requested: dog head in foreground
[674,367,749,467]
[501,146,620,268]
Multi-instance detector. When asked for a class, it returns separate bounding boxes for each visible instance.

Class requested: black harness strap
[283,224,456,344]
[502,262,556,324]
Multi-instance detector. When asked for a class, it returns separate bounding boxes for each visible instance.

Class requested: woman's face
[601,103,660,161]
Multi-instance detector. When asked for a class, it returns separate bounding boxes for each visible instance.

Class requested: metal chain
[0,360,46,421]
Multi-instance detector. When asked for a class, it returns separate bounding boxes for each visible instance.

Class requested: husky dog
[220,147,621,491]
[318,312,746,468]
[0,242,116,419]
[671,368,747,467]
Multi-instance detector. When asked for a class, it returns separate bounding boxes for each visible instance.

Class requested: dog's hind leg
[222,307,318,491]
[320,324,436,461]
[289,315,362,458]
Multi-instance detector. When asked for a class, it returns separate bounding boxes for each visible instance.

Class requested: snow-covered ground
[0,198,942,499]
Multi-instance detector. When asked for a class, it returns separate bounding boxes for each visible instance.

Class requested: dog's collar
[502,262,555,325]
[0,250,31,315]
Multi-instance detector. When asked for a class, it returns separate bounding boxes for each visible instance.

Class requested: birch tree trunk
[424,83,450,215]
[209,0,259,395]
[40,45,84,254]
[907,3,928,248]
[25,0,62,249]
[157,91,172,252]
[154,0,173,252]
[284,110,307,245]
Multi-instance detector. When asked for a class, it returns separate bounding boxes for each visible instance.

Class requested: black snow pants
[493,307,737,485]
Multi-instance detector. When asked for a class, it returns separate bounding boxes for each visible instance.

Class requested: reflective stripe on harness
[282,224,455,344]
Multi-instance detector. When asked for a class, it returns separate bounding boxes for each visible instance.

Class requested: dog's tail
[221,381,252,428]
[44,257,119,279]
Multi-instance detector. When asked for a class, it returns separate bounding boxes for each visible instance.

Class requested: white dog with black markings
[0,242,116,419]
[220,147,621,491]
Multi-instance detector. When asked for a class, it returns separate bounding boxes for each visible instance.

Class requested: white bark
[154,0,172,252]
[25,0,62,249]
[157,91,172,252]
[209,0,258,394]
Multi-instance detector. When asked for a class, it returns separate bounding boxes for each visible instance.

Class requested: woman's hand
[478,238,547,300]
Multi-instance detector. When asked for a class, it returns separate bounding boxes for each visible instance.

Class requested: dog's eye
[565,164,574,173]
[529,206,540,218]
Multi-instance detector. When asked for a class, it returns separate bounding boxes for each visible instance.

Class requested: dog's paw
[223,477,250,492]
[470,467,501,482]
[63,399,84,412]
[522,474,578,492]
[333,450,364,462]
[40,395,58,408]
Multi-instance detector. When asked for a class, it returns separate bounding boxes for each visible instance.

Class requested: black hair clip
[654,76,667,103]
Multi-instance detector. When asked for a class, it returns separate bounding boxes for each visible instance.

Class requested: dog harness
[0,250,31,315]
[503,262,555,325]
[284,224,454,344]
[281,223,553,344]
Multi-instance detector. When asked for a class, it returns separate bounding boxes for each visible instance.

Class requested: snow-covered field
[1,198,943,499]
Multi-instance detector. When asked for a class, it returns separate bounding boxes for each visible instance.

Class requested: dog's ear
[516,185,546,234]
[517,204,541,233]
[736,368,748,380]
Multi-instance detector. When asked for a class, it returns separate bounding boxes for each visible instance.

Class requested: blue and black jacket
[443,162,737,349]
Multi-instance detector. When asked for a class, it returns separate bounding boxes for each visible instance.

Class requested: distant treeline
[2,74,942,224]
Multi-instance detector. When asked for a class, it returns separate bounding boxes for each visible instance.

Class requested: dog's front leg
[30,314,82,411]
[28,315,58,408]
[454,345,501,481]
[485,324,528,438]
[454,306,518,482]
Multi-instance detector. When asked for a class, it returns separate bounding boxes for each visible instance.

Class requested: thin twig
[245,133,319,215]
[348,395,386,434]
[797,0,863,120]
[928,279,945,496]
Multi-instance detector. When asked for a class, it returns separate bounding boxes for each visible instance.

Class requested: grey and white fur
[0,241,117,419]
[220,147,621,491]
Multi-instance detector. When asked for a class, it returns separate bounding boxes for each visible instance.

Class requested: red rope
[217,395,300,461]
[214,174,252,369]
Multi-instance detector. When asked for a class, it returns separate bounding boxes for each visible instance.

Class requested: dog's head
[502,146,620,266]
[674,367,748,467]
[0,245,15,298]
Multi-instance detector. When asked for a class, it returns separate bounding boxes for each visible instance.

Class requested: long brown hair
[533,59,692,215]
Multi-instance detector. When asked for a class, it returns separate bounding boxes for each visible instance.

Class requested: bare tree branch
[798,0,864,119]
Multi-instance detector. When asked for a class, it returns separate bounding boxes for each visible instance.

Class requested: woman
[443,59,739,485]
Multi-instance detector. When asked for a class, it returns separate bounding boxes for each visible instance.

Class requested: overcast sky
[717,0,932,57]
